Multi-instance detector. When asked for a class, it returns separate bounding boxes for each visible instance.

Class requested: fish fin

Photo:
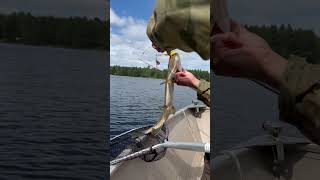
[170,106,176,114]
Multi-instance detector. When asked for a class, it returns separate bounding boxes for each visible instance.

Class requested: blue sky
[111,0,155,20]
[110,0,210,71]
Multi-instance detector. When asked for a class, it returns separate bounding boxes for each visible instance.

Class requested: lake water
[2,42,305,178]
[110,75,199,138]
[110,74,305,157]
[212,75,305,153]
[0,43,107,179]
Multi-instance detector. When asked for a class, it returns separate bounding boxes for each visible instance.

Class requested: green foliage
[110,66,210,81]
[0,12,109,49]
[245,24,320,64]
[188,69,210,81]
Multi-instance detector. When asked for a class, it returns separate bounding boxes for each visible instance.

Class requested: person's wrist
[192,78,200,89]
[260,49,288,90]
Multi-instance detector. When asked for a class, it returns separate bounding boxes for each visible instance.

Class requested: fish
[212,0,230,34]
[212,0,230,65]
[145,51,182,135]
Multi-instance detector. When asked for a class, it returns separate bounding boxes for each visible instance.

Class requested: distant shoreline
[0,41,108,52]
[110,74,163,80]
[0,12,108,50]
[110,66,210,81]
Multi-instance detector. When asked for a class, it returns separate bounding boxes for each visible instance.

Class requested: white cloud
[110,8,210,71]
[110,8,127,26]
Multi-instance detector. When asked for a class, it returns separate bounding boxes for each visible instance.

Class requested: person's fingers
[211,32,243,59]
[222,47,247,58]
[230,19,241,35]
[212,32,242,47]
[212,22,224,35]
[212,47,246,75]
[177,71,187,77]
[174,74,179,82]
[174,73,185,83]
[174,76,179,83]
[211,37,224,58]
[212,39,233,59]
[176,72,186,80]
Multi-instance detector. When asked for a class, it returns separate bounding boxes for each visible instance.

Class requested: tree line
[110,66,210,81]
[1,12,319,63]
[246,24,320,64]
[0,12,109,49]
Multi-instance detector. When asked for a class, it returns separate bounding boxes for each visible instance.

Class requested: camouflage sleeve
[196,79,210,107]
[146,0,210,60]
[279,55,320,144]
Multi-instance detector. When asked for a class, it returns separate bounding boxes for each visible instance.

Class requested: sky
[1,0,320,66]
[229,0,320,35]
[0,0,107,19]
[110,0,210,71]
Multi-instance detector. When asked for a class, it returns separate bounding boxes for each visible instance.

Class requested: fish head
[167,52,182,80]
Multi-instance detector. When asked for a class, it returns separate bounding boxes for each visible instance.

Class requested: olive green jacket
[196,79,210,107]
[146,0,210,60]
[280,55,320,144]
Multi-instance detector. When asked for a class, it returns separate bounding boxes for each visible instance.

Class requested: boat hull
[212,141,320,180]
[111,106,210,180]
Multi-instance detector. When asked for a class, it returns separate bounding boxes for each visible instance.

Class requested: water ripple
[0,43,107,179]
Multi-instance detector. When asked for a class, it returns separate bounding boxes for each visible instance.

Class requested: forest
[246,24,320,64]
[1,12,320,63]
[110,66,210,81]
[0,12,109,49]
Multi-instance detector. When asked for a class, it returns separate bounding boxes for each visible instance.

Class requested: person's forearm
[260,50,288,90]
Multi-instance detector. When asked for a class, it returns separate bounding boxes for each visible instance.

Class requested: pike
[145,51,182,135]
[212,0,230,34]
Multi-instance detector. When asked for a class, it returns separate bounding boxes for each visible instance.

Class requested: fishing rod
[251,80,280,95]
[137,57,159,69]
[110,141,210,165]
[136,47,166,70]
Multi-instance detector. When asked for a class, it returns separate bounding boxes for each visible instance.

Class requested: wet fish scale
[145,52,181,135]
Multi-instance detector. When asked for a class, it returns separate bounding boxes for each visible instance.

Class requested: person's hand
[211,20,288,89]
[174,70,200,89]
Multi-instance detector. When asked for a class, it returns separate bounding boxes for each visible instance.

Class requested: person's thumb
[230,19,240,33]
[212,32,242,48]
